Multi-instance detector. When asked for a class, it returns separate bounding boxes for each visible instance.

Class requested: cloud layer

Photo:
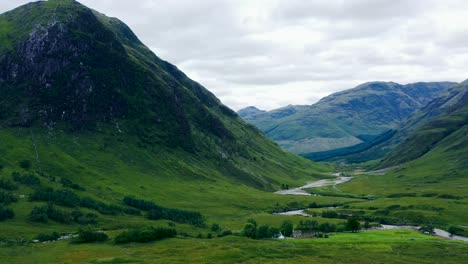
[2,0,468,110]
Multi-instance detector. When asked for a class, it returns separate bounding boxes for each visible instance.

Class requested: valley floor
[1,229,466,264]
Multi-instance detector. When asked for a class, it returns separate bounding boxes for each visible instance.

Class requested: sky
[2,0,468,111]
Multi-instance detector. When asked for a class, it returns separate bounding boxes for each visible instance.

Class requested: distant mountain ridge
[238,81,456,155]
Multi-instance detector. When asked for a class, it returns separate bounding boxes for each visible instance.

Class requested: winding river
[275,173,352,196]
[273,173,468,242]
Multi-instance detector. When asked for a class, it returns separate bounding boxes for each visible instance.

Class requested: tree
[256,225,270,239]
[346,218,361,232]
[280,220,293,237]
[243,223,257,239]
[448,226,463,236]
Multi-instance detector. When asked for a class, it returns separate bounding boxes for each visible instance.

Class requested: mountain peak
[0,0,235,150]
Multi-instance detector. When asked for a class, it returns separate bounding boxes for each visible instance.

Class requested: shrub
[448,226,464,236]
[60,178,85,190]
[75,227,108,243]
[19,160,31,170]
[0,206,14,221]
[30,204,73,224]
[0,190,18,204]
[36,232,61,242]
[71,210,98,224]
[0,178,18,190]
[12,172,40,186]
[114,227,176,244]
[218,230,233,237]
[211,223,221,232]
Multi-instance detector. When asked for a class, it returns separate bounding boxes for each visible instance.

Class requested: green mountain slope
[326,80,468,164]
[378,80,468,168]
[238,81,456,155]
[0,0,331,240]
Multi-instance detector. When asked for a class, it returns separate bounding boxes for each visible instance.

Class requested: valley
[0,0,467,263]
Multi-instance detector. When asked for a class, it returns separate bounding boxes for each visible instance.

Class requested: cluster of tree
[29,188,140,216]
[344,218,361,232]
[0,178,18,190]
[36,232,61,242]
[114,227,177,244]
[74,227,108,243]
[123,196,204,226]
[242,219,292,239]
[296,220,337,233]
[60,178,85,191]
[321,210,348,219]
[309,202,340,208]
[0,206,14,221]
[12,172,40,186]
[30,188,81,207]
[0,190,18,205]
[81,197,139,216]
[280,184,289,190]
[30,204,97,224]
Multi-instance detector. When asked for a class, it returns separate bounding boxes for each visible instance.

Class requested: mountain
[321,80,468,164]
[377,80,468,168]
[238,81,456,155]
[0,0,330,239]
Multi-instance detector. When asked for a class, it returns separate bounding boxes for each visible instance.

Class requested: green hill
[238,81,455,155]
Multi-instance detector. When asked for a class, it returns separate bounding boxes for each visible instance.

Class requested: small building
[292,230,319,238]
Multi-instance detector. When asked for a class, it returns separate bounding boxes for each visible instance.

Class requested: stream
[275,173,352,196]
[273,173,468,242]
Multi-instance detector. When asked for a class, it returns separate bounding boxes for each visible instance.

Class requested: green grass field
[1,230,467,264]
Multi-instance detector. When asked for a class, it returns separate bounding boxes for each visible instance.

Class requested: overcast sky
[2,1,468,110]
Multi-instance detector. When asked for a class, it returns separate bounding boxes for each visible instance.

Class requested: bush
[0,190,18,204]
[30,204,73,224]
[0,206,14,221]
[71,210,98,224]
[60,178,85,191]
[448,226,464,236]
[0,178,18,190]
[211,223,221,232]
[30,206,49,223]
[36,232,61,242]
[114,227,176,244]
[75,227,108,243]
[218,230,233,237]
[12,172,40,186]
[19,160,31,170]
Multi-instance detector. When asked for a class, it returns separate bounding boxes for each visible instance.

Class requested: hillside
[323,80,468,164]
[378,80,468,167]
[0,0,331,240]
[238,81,455,155]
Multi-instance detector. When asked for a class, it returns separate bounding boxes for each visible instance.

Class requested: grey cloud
[1,0,467,111]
